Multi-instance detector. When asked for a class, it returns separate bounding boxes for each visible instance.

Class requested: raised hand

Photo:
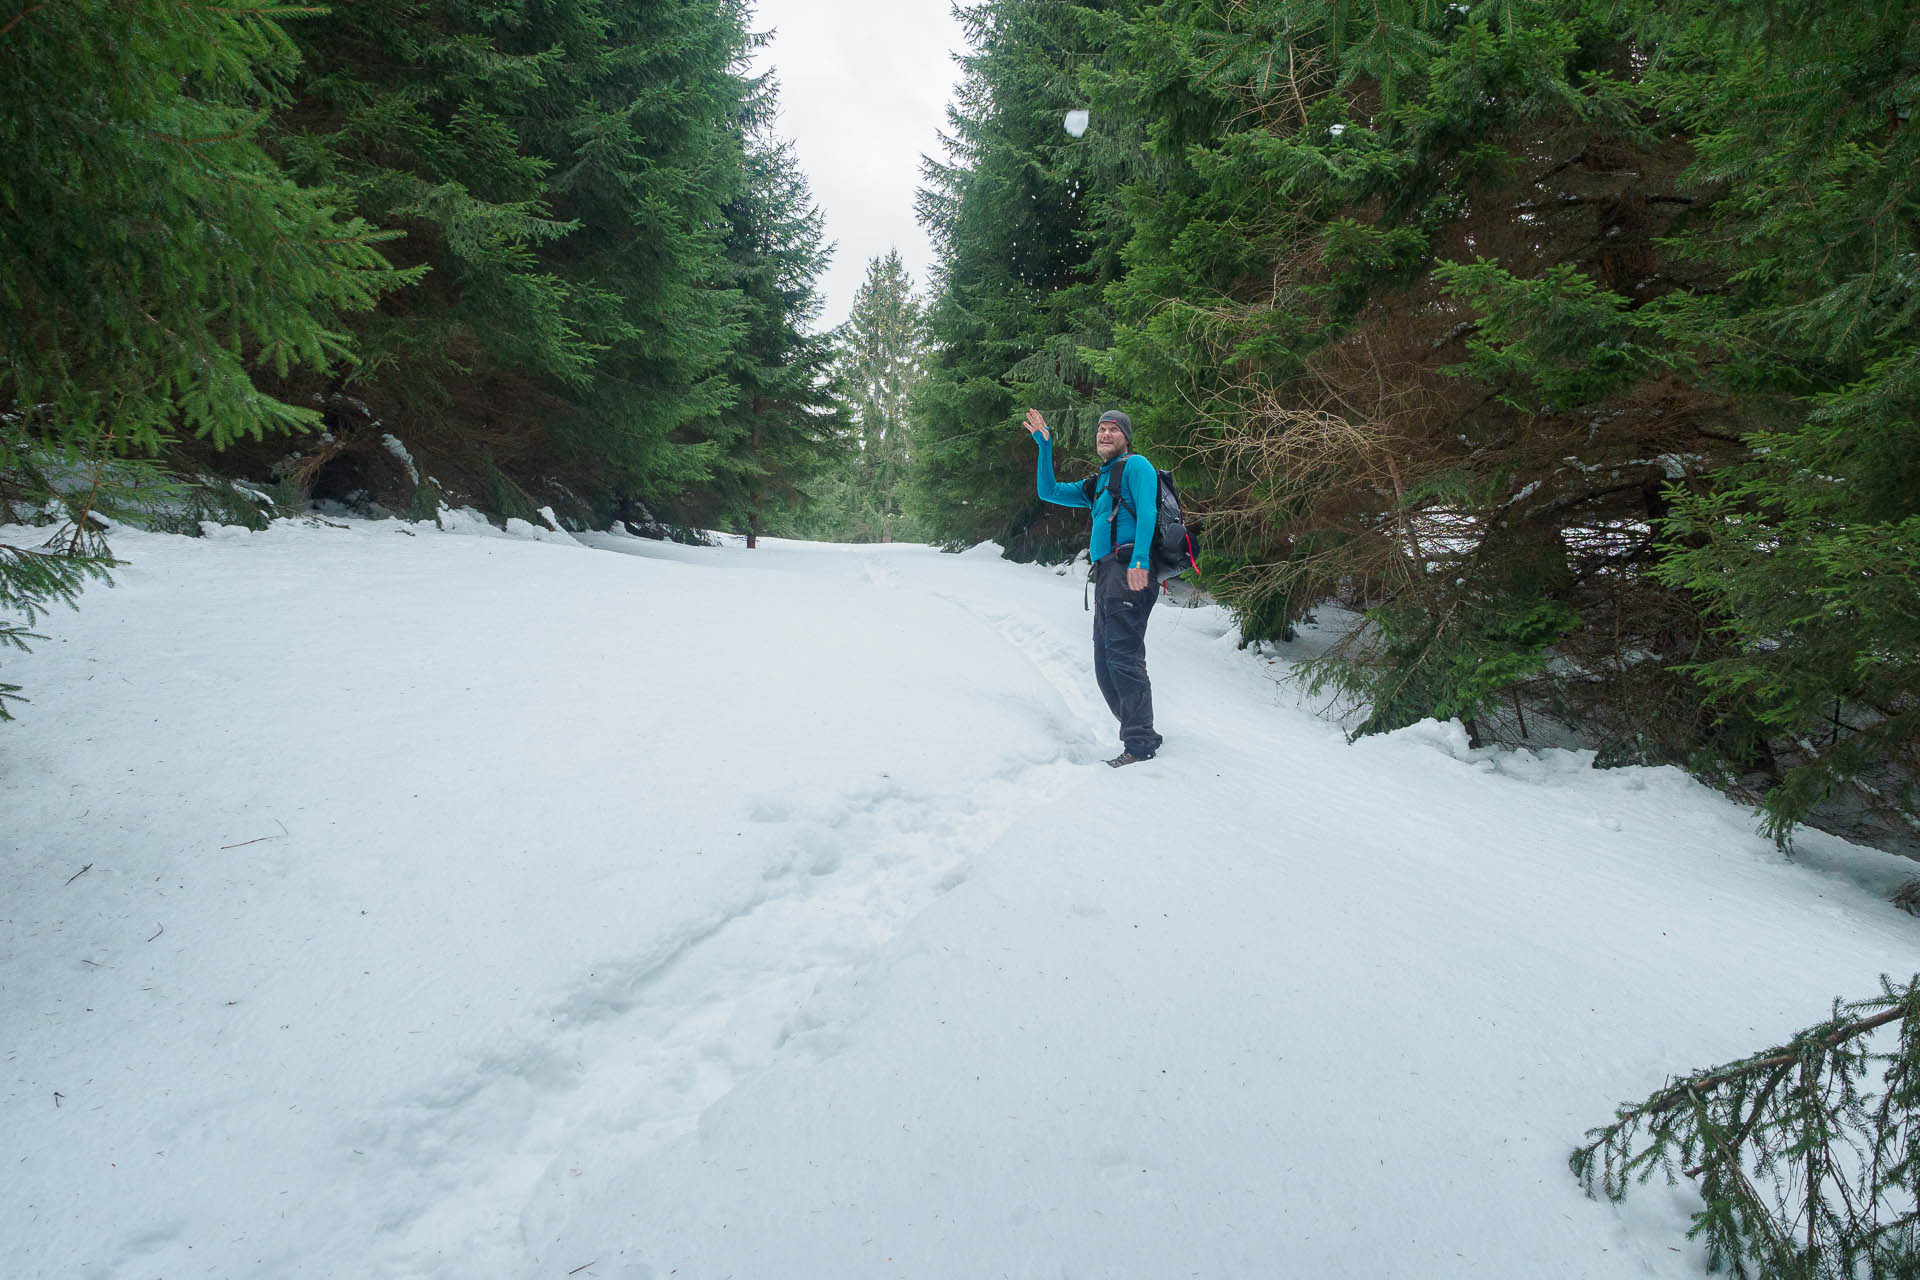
[1023,408,1049,441]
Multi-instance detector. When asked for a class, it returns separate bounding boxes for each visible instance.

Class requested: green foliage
[1311,590,1581,740]
[0,538,116,721]
[152,475,278,536]
[1646,0,1920,842]
[0,0,405,465]
[800,252,927,543]
[404,478,445,526]
[6,0,834,530]
[516,0,759,502]
[479,450,541,528]
[1436,260,1671,411]
[1574,976,1920,1279]
[271,1,599,399]
[909,0,1132,560]
[697,106,843,544]
[269,0,767,509]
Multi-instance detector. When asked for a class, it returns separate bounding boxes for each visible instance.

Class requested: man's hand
[1023,408,1049,442]
[1128,566,1149,592]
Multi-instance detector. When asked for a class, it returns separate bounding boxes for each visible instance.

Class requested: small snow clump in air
[1065,109,1090,137]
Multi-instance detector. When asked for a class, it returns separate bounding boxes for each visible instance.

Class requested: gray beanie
[1097,409,1133,446]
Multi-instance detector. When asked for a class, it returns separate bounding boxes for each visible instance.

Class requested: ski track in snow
[353,552,1297,1280]
[351,555,1105,1275]
[364,777,983,1270]
[9,525,1918,1280]
[4,527,1109,1280]
[867,553,1109,763]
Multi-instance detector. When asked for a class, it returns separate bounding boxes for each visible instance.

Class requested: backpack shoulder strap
[1113,454,1159,520]
[1107,455,1134,516]
[1105,455,1153,550]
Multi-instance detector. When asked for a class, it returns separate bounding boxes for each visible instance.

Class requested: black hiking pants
[1092,552,1162,758]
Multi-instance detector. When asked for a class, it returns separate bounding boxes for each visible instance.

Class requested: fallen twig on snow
[221,820,288,850]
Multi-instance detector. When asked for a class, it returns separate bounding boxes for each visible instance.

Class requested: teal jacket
[1032,432,1157,570]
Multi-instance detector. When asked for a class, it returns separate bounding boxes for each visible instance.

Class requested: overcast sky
[747,0,968,330]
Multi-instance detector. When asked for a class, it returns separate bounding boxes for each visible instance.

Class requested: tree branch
[0,3,47,41]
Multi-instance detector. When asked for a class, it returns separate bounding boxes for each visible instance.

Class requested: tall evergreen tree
[1648,0,1920,840]
[263,0,601,506]
[817,250,928,542]
[2,0,402,713]
[1088,0,1751,762]
[2,0,401,465]
[696,78,844,547]
[266,0,758,517]
[909,0,1132,558]
[545,0,754,504]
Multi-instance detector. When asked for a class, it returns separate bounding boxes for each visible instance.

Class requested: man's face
[1095,421,1128,460]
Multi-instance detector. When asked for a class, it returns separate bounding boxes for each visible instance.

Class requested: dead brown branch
[220,819,288,850]
[0,3,47,40]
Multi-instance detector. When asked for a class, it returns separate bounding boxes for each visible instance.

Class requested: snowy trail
[3,525,1126,1278]
[867,550,1113,761]
[353,543,1182,1274]
[4,519,1918,1280]
[364,762,1075,1275]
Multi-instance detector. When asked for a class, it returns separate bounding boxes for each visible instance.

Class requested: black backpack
[1080,462,1200,585]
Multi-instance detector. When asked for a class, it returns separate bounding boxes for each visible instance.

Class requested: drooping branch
[1573,977,1920,1279]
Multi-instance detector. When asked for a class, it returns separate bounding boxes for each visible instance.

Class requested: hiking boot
[1106,750,1153,768]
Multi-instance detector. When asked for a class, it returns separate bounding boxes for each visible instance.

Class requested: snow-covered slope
[4,518,1916,1279]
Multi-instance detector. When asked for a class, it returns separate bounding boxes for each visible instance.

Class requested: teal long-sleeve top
[1032,431,1158,570]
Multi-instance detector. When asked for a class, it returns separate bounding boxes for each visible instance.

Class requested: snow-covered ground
[4,516,1917,1279]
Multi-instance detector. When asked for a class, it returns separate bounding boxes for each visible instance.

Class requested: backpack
[1079,460,1201,585]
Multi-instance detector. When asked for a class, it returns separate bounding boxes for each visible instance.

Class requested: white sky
[748,0,968,329]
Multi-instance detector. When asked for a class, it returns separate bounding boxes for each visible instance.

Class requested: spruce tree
[541,0,755,508]
[1646,0,1920,841]
[813,251,928,543]
[2,0,400,461]
[264,0,600,504]
[2,0,402,714]
[699,82,843,548]
[910,0,1131,558]
[267,0,760,519]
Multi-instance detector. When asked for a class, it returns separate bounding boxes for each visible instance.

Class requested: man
[1024,406,1164,767]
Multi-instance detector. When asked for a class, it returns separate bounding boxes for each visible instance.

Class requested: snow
[380,434,420,485]
[4,517,1917,1279]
